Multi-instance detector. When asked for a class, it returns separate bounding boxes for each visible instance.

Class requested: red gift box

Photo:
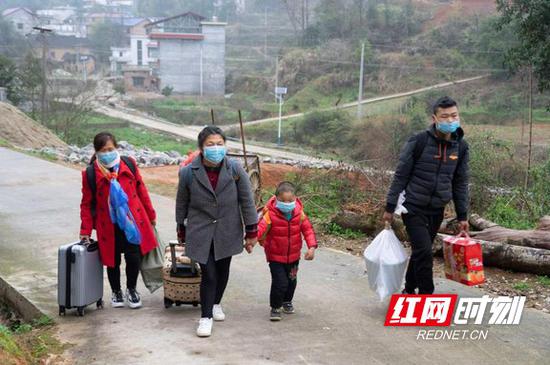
[443,233,485,286]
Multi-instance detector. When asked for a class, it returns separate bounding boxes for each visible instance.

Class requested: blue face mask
[276,200,296,214]
[436,119,460,134]
[97,150,119,167]
[203,145,227,164]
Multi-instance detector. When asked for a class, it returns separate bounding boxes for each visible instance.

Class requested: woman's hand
[151,220,157,226]
[304,247,316,261]
[245,237,257,253]
[80,234,90,242]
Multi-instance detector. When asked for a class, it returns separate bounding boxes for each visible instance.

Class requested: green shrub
[486,195,536,230]
[325,222,365,239]
[161,85,173,97]
[513,282,530,291]
[537,276,550,287]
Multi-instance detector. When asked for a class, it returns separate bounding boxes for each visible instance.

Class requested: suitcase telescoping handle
[168,240,198,275]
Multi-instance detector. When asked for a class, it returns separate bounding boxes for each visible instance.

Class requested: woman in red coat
[80,132,158,309]
[258,181,317,321]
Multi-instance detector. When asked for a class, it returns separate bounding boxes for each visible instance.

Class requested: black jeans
[402,211,444,294]
[107,225,142,292]
[269,261,299,309]
[199,245,232,318]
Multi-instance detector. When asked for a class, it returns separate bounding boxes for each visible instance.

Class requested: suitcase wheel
[59,306,66,316]
[164,298,173,308]
[77,307,85,317]
[97,299,104,309]
[175,301,182,307]
[192,302,199,307]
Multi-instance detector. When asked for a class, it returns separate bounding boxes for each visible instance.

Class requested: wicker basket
[162,246,201,304]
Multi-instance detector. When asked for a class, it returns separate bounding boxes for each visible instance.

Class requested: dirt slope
[0,102,66,149]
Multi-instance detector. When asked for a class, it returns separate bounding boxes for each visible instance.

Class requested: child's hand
[304,247,316,261]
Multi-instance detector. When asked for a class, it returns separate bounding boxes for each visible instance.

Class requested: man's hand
[304,247,316,261]
[383,211,394,224]
[458,220,469,233]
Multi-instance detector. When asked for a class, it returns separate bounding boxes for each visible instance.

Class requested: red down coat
[80,157,158,267]
[258,196,318,264]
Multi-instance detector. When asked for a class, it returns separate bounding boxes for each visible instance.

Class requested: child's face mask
[276,199,296,213]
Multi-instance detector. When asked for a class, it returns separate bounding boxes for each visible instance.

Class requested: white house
[129,18,159,67]
[109,47,132,75]
[1,7,39,35]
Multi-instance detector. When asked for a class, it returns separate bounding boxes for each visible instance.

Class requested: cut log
[332,211,408,242]
[467,214,550,250]
[434,234,550,276]
[332,210,378,235]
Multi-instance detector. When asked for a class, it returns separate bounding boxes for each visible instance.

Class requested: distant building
[129,18,158,67]
[110,47,132,75]
[1,7,39,35]
[146,12,226,95]
[108,17,159,91]
[37,7,87,38]
[32,34,96,77]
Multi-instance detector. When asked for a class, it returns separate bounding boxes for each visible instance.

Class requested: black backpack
[86,156,137,217]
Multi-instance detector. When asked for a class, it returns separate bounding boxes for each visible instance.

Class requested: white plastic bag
[363,227,408,301]
[394,190,408,215]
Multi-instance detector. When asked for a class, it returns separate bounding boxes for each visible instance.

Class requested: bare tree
[282,0,310,37]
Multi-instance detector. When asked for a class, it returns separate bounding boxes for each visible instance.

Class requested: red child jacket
[80,157,158,267]
[258,196,317,263]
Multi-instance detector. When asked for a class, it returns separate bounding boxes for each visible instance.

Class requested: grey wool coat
[175,155,258,264]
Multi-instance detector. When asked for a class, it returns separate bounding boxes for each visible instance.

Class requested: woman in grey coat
[176,126,258,337]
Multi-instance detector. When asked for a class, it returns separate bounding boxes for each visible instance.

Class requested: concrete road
[93,103,340,167]
[0,147,549,365]
[92,75,488,167]
[221,75,489,130]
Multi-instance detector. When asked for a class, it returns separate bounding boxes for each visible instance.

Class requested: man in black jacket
[383,96,470,294]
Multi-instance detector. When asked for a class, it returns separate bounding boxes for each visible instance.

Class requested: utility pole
[275,56,279,103]
[34,26,52,123]
[199,44,204,97]
[275,87,287,146]
[357,42,365,120]
[264,6,268,61]
[524,65,534,190]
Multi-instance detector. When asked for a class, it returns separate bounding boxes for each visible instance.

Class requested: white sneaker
[197,318,213,337]
[213,304,225,321]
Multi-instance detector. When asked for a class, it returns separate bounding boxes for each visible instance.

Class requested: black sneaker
[111,290,124,308]
[126,288,142,309]
[282,302,295,314]
[270,307,282,321]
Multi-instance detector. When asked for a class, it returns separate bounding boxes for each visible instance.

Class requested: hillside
[0,102,67,149]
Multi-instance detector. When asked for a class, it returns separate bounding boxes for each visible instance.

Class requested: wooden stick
[238,110,249,171]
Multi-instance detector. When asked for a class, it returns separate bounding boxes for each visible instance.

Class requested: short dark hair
[432,96,458,115]
[275,181,296,196]
[197,125,226,148]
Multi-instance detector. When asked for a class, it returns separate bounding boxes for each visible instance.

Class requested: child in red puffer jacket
[258,181,318,321]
